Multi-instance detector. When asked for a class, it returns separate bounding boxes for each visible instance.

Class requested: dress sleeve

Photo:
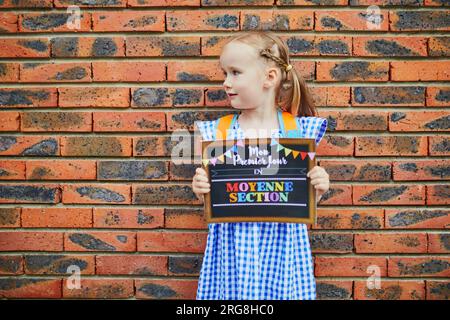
[297,116,328,146]
[194,120,217,141]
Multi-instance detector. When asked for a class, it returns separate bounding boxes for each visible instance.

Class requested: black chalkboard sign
[202,138,317,224]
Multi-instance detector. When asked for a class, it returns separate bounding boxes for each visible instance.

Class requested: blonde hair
[221,30,317,117]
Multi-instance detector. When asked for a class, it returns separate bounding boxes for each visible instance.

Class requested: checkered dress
[195,110,328,300]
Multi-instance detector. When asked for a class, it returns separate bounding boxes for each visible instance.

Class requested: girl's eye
[223,71,239,75]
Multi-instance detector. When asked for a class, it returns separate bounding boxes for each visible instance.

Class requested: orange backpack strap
[281,111,298,132]
[215,114,235,140]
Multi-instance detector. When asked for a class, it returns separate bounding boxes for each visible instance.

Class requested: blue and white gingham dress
[195,109,328,300]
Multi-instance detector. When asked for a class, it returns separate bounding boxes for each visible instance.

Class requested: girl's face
[219,42,271,111]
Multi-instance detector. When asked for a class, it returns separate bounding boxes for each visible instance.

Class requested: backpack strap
[215,114,235,140]
[281,111,299,137]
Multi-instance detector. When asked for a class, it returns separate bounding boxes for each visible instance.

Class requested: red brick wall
[0,0,449,300]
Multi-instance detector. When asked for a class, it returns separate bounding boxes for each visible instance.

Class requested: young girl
[192,31,329,300]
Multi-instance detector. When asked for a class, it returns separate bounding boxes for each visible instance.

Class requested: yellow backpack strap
[215,114,235,140]
[282,111,298,132]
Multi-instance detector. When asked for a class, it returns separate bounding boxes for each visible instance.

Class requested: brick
[203,0,273,6]
[314,208,384,230]
[385,209,450,229]
[133,184,201,205]
[0,232,63,251]
[428,37,450,56]
[0,112,20,131]
[316,281,353,300]
[168,61,222,82]
[135,279,197,299]
[388,257,450,277]
[169,162,198,181]
[24,254,95,275]
[241,10,313,31]
[426,87,450,107]
[20,62,91,82]
[167,110,231,131]
[0,63,19,82]
[64,231,136,252]
[309,86,350,107]
[54,0,127,7]
[355,233,427,253]
[58,87,129,107]
[93,208,164,229]
[0,184,61,203]
[310,232,353,253]
[353,184,425,205]
[165,208,207,229]
[317,136,354,156]
[391,61,450,81]
[21,208,92,228]
[352,86,425,106]
[393,160,450,180]
[96,255,167,275]
[320,160,391,181]
[355,136,428,156]
[0,278,61,298]
[168,255,202,276]
[316,184,352,205]
[205,87,232,107]
[426,281,450,300]
[0,208,21,228]
[428,233,450,253]
[19,12,91,32]
[0,255,23,275]
[93,112,165,132]
[60,136,132,156]
[133,136,172,157]
[97,160,168,181]
[315,257,387,277]
[316,10,389,31]
[51,36,125,57]
[0,136,59,156]
[92,11,165,32]
[126,36,200,57]
[0,160,26,180]
[322,111,388,131]
[279,35,352,57]
[62,184,131,204]
[21,111,92,132]
[354,281,425,300]
[63,278,133,299]
[167,10,239,31]
[349,0,423,4]
[137,231,207,253]
[0,0,53,7]
[128,0,199,6]
[0,88,57,108]
[427,184,450,205]
[390,10,450,31]
[131,87,204,108]
[0,13,18,32]
[317,61,389,82]
[353,36,427,56]
[26,160,96,180]
[92,62,165,82]
[429,136,449,156]
[389,111,450,132]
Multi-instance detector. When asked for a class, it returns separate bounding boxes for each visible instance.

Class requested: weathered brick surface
[0,2,448,300]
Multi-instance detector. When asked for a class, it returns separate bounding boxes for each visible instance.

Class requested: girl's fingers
[310,178,328,185]
[194,175,209,183]
[194,182,211,189]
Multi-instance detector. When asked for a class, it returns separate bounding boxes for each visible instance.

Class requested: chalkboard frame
[202,138,316,224]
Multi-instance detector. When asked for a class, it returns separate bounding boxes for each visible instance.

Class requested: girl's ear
[263,67,280,89]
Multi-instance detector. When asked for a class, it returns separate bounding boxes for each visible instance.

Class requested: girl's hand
[307,165,330,202]
[192,167,210,203]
